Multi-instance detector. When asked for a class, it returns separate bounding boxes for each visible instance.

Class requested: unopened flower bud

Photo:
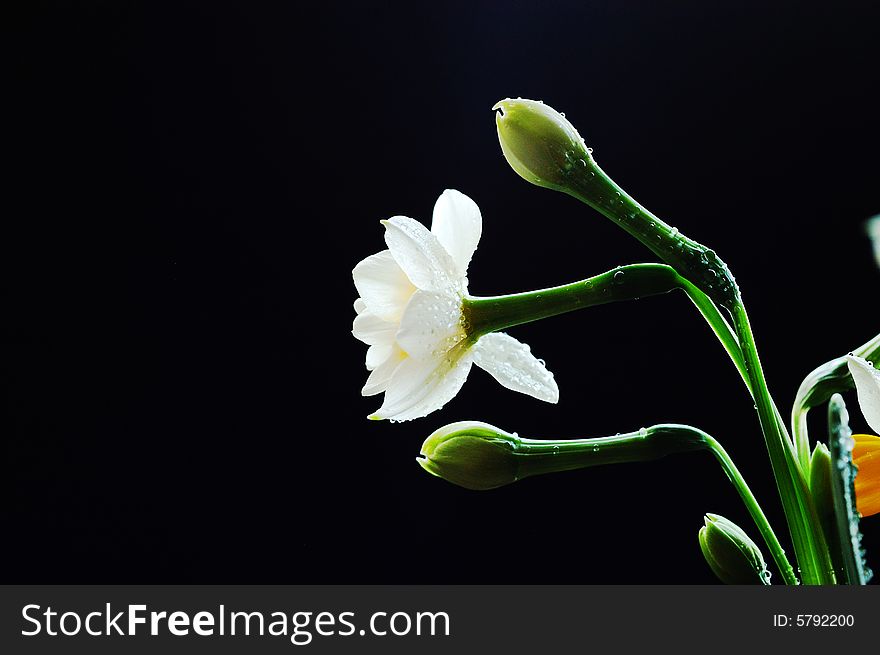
[493,98,591,191]
[699,513,770,585]
[417,421,520,491]
[807,441,842,561]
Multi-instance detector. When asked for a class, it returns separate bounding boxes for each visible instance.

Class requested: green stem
[564,163,740,309]
[676,278,752,395]
[464,265,752,394]
[509,424,796,584]
[730,303,834,584]
[464,263,679,337]
[702,433,797,585]
[559,159,833,583]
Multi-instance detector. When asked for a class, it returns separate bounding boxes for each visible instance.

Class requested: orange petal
[853,434,880,517]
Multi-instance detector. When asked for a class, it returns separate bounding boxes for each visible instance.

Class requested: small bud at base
[418,421,520,491]
[699,513,770,585]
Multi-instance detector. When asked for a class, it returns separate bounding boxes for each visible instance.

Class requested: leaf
[827,393,872,584]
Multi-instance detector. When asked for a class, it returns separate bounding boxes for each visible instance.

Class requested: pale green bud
[493,98,592,191]
[699,513,770,585]
[808,441,836,561]
[417,421,520,491]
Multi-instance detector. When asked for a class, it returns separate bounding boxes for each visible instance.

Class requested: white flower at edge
[847,354,880,433]
[867,215,880,269]
[352,189,559,421]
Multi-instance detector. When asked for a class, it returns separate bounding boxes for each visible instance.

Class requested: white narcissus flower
[352,189,558,421]
[847,354,880,433]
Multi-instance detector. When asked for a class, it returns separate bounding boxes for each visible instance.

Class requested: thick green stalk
[564,165,740,310]
[508,424,796,584]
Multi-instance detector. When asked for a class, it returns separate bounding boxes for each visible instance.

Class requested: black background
[7,1,879,583]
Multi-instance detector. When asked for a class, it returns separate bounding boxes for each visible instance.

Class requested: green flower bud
[493,98,592,191]
[417,421,520,491]
[807,441,843,579]
[809,442,833,527]
[699,513,770,585]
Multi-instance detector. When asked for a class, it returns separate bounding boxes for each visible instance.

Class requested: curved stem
[510,424,796,584]
[464,265,752,395]
[791,332,880,474]
[701,433,797,585]
[676,278,752,395]
[538,152,836,583]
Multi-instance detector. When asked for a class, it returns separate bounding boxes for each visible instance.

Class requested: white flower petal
[396,290,466,360]
[383,216,462,295]
[365,343,393,371]
[362,347,406,396]
[473,332,559,404]
[431,189,482,277]
[352,312,396,346]
[352,250,416,322]
[353,298,367,314]
[868,215,880,269]
[847,355,880,433]
[371,350,475,421]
